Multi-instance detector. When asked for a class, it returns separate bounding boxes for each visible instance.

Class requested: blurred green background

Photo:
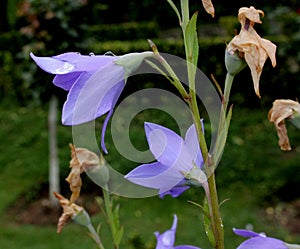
[1,0,300,248]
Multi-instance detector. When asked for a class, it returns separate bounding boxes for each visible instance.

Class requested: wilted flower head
[268,99,300,151]
[30,51,153,153]
[233,228,293,249]
[226,6,277,98]
[125,122,205,198]
[53,192,89,233]
[201,0,215,18]
[155,214,201,249]
[66,144,105,203]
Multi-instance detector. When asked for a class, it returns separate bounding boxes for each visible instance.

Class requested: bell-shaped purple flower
[155,214,201,249]
[30,51,153,153]
[125,122,205,198]
[233,228,289,249]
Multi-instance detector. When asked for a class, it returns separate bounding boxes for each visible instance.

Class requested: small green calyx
[225,50,247,76]
[72,208,92,227]
[114,51,155,77]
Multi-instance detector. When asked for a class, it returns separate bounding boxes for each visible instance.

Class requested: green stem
[102,187,119,249]
[87,224,106,249]
[223,73,235,112]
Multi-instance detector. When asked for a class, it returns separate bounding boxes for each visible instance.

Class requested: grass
[0,101,300,249]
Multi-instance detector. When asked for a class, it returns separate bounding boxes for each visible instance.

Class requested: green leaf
[166,0,181,24]
[213,105,233,169]
[185,11,199,67]
[203,196,216,247]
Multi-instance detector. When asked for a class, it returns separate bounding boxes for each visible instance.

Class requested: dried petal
[226,6,277,98]
[202,0,215,17]
[66,144,101,203]
[53,192,84,233]
[268,99,300,150]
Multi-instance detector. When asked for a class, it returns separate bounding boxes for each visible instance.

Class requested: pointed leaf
[203,196,216,247]
[185,11,199,68]
[166,0,181,24]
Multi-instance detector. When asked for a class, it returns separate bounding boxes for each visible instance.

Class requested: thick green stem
[207,173,224,249]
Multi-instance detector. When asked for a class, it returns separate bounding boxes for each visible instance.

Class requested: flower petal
[30,52,76,74]
[125,162,182,191]
[53,72,82,91]
[237,237,288,249]
[174,246,202,249]
[159,186,190,198]
[184,124,204,168]
[144,122,185,166]
[62,62,125,125]
[233,228,261,238]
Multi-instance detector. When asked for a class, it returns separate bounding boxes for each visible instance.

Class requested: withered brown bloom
[202,0,215,17]
[268,99,300,151]
[66,144,101,203]
[53,192,84,233]
[226,6,277,98]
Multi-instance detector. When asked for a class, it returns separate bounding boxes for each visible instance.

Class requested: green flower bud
[72,208,92,227]
[225,50,247,76]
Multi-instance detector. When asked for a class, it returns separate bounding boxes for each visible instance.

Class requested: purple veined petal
[30,52,76,74]
[174,246,202,249]
[233,228,261,238]
[54,52,118,72]
[100,81,126,153]
[53,72,82,91]
[144,122,188,168]
[159,185,190,198]
[62,61,125,125]
[184,124,204,168]
[125,162,183,191]
[155,215,177,249]
[237,236,288,249]
[53,52,87,61]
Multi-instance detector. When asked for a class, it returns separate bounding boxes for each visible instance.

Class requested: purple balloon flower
[125,122,205,198]
[30,51,153,153]
[155,214,201,249]
[233,228,289,249]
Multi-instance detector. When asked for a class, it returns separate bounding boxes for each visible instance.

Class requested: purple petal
[237,236,288,249]
[30,52,76,74]
[144,122,192,171]
[125,162,182,191]
[155,215,177,249]
[53,72,82,91]
[184,124,203,168]
[61,62,125,125]
[233,228,261,238]
[159,186,190,198]
[174,246,202,249]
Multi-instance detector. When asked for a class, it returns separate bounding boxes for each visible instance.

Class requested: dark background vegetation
[1,1,300,248]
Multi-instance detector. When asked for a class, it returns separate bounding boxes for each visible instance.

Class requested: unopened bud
[225,50,247,76]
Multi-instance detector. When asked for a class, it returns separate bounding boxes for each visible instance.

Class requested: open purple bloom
[155,214,201,249]
[30,51,153,153]
[125,122,205,198]
[233,228,288,249]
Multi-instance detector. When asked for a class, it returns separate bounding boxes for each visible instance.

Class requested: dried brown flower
[202,0,215,17]
[66,144,101,203]
[226,6,277,98]
[268,99,300,151]
[53,192,84,233]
